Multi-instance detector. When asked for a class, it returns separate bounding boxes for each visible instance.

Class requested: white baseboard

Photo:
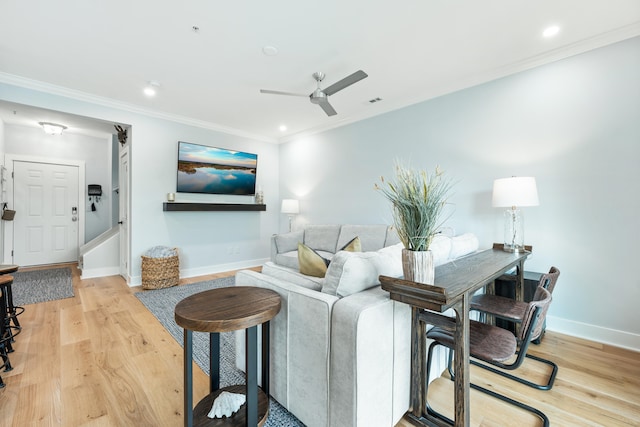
[128,258,269,287]
[80,266,121,280]
[546,315,640,352]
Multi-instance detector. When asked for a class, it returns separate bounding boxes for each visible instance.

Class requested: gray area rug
[12,267,74,306]
[135,277,305,427]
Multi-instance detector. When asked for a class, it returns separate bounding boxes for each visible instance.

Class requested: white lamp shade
[281,199,299,214]
[492,177,539,207]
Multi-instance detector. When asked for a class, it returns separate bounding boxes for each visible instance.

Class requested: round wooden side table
[175,286,281,427]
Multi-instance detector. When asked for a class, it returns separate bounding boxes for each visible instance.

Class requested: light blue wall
[0,83,280,283]
[280,37,640,349]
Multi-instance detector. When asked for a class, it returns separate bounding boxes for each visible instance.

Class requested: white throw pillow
[322,251,380,297]
[373,243,404,278]
[449,233,480,259]
[429,234,452,266]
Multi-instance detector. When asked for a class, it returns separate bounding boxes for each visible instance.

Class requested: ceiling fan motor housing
[310,89,327,104]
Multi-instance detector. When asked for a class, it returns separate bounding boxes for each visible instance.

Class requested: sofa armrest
[234,269,338,427]
[329,286,411,427]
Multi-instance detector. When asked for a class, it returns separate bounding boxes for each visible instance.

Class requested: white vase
[402,249,435,285]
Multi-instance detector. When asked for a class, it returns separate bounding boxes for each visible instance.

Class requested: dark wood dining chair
[424,287,555,426]
[472,266,560,344]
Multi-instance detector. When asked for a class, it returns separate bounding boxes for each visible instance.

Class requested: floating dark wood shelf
[163,202,266,212]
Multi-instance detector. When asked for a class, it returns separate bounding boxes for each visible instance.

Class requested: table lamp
[492,177,539,252]
[281,199,299,232]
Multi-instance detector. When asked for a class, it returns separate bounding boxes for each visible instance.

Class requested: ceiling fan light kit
[260,70,368,117]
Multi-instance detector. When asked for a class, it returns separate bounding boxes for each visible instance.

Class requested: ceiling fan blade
[318,99,337,116]
[260,89,308,97]
[323,70,368,96]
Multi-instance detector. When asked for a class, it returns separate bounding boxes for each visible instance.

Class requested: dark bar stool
[0,265,22,338]
[0,278,13,387]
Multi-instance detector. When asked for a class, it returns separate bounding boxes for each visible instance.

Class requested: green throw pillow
[340,236,361,252]
[298,243,330,277]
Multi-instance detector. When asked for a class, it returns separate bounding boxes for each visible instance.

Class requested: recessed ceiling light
[542,25,560,38]
[144,80,161,97]
[279,125,287,132]
[262,46,279,56]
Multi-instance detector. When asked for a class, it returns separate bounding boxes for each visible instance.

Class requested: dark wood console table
[175,286,281,427]
[380,248,529,427]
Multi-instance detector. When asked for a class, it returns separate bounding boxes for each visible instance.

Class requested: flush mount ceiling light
[542,25,560,38]
[279,125,287,132]
[38,122,67,135]
[144,80,161,97]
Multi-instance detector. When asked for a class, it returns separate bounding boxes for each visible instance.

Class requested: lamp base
[502,244,527,253]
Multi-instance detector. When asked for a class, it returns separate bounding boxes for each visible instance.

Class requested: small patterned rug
[135,277,305,427]
[12,267,74,306]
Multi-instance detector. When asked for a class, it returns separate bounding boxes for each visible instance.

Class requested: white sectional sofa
[235,225,479,427]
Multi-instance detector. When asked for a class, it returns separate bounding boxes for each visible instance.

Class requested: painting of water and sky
[176,141,257,195]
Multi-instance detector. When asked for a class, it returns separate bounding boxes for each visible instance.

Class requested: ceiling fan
[260,70,368,116]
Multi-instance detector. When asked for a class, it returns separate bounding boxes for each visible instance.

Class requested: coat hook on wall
[88,184,103,211]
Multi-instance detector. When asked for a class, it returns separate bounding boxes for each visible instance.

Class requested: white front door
[13,161,80,266]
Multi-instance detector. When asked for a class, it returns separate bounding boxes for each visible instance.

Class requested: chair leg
[0,335,12,372]
[424,340,455,425]
[469,382,549,427]
[470,352,558,391]
[446,349,550,427]
[5,281,24,331]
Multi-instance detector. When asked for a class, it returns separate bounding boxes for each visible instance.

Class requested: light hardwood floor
[1,264,638,426]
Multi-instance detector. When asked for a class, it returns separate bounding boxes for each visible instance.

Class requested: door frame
[3,154,86,265]
[118,146,130,282]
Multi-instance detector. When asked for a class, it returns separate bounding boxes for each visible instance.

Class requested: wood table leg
[410,307,425,418]
[183,329,193,427]
[261,321,270,396]
[514,260,525,336]
[453,295,470,427]
[246,325,258,427]
[209,332,220,392]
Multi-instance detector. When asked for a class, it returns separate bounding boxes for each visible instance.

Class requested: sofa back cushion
[337,225,389,252]
[304,225,342,253]
[275,230,304,254]
[384,227,401,247]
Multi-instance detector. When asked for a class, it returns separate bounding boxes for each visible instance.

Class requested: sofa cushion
[261,262,324,291]
[449,233,480,259]
[275,251,300,269]
[429,234,453,266]
[299,243,330,278]
[304,225,341,253]
[337,225,388,252]
[322,251,380,297]
[275,230,304,254]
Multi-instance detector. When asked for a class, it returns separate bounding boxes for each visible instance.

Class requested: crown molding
[0,72,277,144]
